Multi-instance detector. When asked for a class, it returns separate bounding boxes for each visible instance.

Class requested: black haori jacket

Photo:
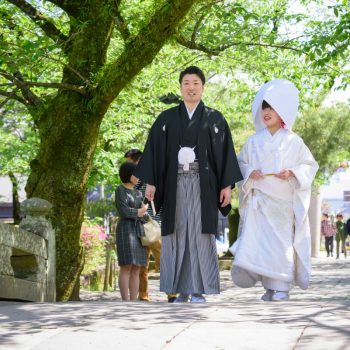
[134,101,243,236]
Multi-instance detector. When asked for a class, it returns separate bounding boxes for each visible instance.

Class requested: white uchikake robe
[231,128,318,291]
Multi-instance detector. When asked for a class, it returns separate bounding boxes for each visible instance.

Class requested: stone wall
[0,198,55,302]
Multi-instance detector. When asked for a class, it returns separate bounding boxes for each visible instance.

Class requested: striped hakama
[160,162,220,295]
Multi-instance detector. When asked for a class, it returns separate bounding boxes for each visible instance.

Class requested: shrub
[80,218,108,278]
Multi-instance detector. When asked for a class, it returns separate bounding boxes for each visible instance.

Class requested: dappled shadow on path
[0,298,349,348]
[0,253,349,348]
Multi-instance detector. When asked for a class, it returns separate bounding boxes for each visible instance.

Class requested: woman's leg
[118,265,132,301]
[341,238,347,257]
[330,237,334,256]
[325,237,330,256]
[129,265,141,301]
[336,239,340,258]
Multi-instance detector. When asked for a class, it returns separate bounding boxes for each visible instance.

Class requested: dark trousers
[336,238,347,258]
[325,236,334,255]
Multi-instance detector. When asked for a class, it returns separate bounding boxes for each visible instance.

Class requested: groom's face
[180,74,204,105]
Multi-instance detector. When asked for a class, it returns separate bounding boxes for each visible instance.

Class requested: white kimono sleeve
[288,137,319,191]
[237,138,256,205]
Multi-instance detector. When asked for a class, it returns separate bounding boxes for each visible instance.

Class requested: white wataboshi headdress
[252,79,299,131]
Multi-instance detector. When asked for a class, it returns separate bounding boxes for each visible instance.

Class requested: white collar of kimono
[262,128,288,150]
[185,102,200,119]
[252,79,299,131]
[264,127,286,140]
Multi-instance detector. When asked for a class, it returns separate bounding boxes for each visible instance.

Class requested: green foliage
[294,102,350,186]
[85,199,116,221]
[0,2,65,86]
[302,0,350,87]
[88,1,350,189]
[0,104,39,175]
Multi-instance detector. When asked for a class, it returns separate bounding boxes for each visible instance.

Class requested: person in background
[124,149,177,302]
[345,217,350,239]
[115,161,148,301]
[335,213,347,259]
[346,217,350,253]
[321,213,336,257]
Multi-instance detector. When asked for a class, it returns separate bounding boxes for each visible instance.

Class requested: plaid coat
[115,185,147,266]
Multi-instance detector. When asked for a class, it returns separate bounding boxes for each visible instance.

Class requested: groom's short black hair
[179,66,206,85]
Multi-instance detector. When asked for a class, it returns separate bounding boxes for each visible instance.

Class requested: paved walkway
[1,252,349,349]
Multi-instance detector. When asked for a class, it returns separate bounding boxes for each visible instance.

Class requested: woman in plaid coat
[115,162,148,301]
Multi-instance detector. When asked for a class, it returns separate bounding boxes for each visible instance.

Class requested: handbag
[141,217,161,246]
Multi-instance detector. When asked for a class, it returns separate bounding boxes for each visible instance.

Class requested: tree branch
[48,58,90,85]
[94,0,199,113]
[0,96,11,109]
[191,12,206,43]
[115,9,131,40]
[108,0,130,41]
[46,0,80,17]
[6,0,68,44]
[176,35,301,56]
[1,70,86,99]
[0,89,29,106]
[114,0,122,8]
[0,69,42,107]
[4,41,90,84]
[0,83,15,87]
[21,81,87,94]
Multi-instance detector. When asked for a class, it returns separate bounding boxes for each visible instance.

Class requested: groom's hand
[145,184,156,201]
[220,186,231,207]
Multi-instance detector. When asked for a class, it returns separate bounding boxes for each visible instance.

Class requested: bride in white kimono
[230,79,319,301]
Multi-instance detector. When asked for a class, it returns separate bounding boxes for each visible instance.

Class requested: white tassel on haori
[178,146,196,171]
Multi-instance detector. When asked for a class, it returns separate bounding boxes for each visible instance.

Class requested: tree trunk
[26,92,101,300]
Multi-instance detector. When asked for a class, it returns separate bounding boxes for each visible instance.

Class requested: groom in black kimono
[134,66,242,302]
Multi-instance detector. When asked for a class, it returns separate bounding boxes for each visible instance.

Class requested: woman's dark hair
[179,66,206,85]
[119,161,136,183]
[124,148,142,163]
[262,100,272,110]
